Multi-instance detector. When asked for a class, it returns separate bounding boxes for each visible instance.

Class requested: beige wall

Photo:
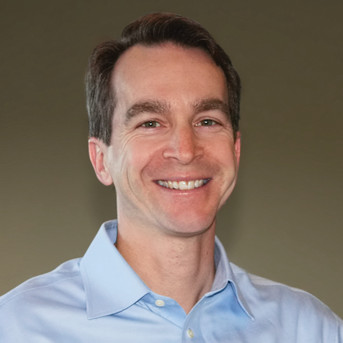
[0,0,342,317]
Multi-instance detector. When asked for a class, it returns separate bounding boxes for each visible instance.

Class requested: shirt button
[155,299,165,307]
[187,329,194,338]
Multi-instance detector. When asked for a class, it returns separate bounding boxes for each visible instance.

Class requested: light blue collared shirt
[0,220,342,342]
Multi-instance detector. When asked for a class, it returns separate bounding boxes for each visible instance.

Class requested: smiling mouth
[156,179,210,190]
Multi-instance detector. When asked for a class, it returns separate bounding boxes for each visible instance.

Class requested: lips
[157,179,210,190]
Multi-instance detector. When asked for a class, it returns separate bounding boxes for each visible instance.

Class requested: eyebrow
[125,100,170,125]
[193,98,230,118]
[124,98,230,125]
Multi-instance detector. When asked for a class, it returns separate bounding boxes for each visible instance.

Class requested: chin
[157,211,217,237]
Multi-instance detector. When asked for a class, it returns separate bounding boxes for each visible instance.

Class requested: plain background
[0,0,342,317]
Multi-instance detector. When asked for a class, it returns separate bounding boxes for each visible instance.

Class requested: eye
[141,121,161,128]
[195,119,218,127]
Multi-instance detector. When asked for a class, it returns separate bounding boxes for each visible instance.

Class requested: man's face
[93,43,240,236]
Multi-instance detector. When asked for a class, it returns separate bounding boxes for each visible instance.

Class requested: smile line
[156,179,210,190]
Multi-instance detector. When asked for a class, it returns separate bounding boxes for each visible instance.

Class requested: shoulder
[0,258,82,307]
[231,263,343,337]
[0,258,84,341]
[247,268,332,310]
[231,263,337,314]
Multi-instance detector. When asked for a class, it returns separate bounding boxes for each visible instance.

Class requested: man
[0,12,342,342]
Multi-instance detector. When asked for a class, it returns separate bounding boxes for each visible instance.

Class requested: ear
[234,132,241,169]
[88,137,113,186]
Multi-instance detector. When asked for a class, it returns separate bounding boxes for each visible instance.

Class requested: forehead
[114,42,220,72]
[111,43,227,115]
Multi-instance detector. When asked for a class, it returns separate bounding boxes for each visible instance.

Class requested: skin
[89,43,241,313]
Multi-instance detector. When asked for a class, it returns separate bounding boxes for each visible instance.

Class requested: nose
[162,126,202,164]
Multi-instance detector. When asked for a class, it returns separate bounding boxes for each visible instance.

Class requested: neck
[115,217,216,314]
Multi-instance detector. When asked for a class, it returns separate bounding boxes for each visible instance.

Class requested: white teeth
[195,180,203,188]
[188,180,195,189]
[158,179,208,190]
[179,181,188,190]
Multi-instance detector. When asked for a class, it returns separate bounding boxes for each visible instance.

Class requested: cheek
[121,139,161,180]
[209,138,237,166]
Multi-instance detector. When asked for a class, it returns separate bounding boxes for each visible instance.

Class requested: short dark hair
[85,12,241,145]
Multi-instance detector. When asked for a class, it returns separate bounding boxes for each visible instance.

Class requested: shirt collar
[80,220,150,319]
[80,220,254,320]
[212,236,254,320]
